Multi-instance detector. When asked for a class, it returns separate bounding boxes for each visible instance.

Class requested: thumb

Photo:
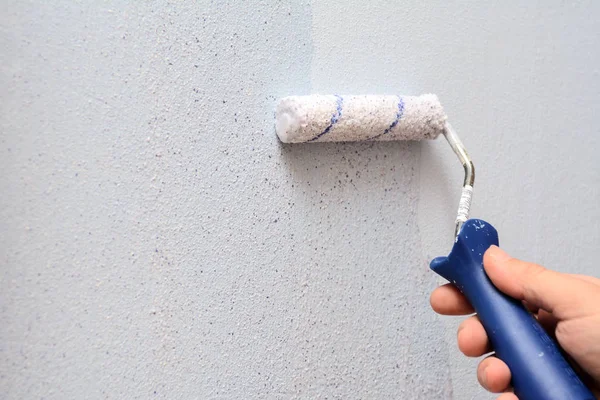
[483,245,599,320]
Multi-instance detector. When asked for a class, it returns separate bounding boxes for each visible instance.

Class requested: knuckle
[515,260,547,297]
[517,259,546,279]
[555,321,569,341]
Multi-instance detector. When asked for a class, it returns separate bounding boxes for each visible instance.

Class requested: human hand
[430,245,600,399]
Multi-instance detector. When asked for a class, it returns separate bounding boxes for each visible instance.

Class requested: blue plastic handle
[430,219,594,400]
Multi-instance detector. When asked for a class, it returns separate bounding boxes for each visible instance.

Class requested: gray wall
[1,1,598,399]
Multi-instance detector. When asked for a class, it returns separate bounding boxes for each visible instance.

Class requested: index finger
[430,283,475,315]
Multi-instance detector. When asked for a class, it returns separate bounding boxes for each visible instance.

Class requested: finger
[496,393,518,400]
[457,315,492,357]
[555,315,600,382]
[478,356,512,393]
[430,283,474,315]
[483,246,600,319]
[568,273,600,287]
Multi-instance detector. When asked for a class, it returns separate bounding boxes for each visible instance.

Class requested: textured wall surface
[1,1,599,399]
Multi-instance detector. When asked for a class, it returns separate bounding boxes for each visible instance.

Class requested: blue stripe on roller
[368,96,404,140]
[307,95,344,142]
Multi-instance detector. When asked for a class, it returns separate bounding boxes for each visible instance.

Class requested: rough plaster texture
[1,1,599,399]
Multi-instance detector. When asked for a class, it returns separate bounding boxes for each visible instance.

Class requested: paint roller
[275,94,594,400]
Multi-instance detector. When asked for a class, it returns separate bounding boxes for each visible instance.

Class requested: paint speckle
[473,220,486,230]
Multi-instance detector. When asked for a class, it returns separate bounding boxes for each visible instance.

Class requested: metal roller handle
[442,122,475,237]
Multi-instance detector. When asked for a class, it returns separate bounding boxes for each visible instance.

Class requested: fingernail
[487,245,511,262]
